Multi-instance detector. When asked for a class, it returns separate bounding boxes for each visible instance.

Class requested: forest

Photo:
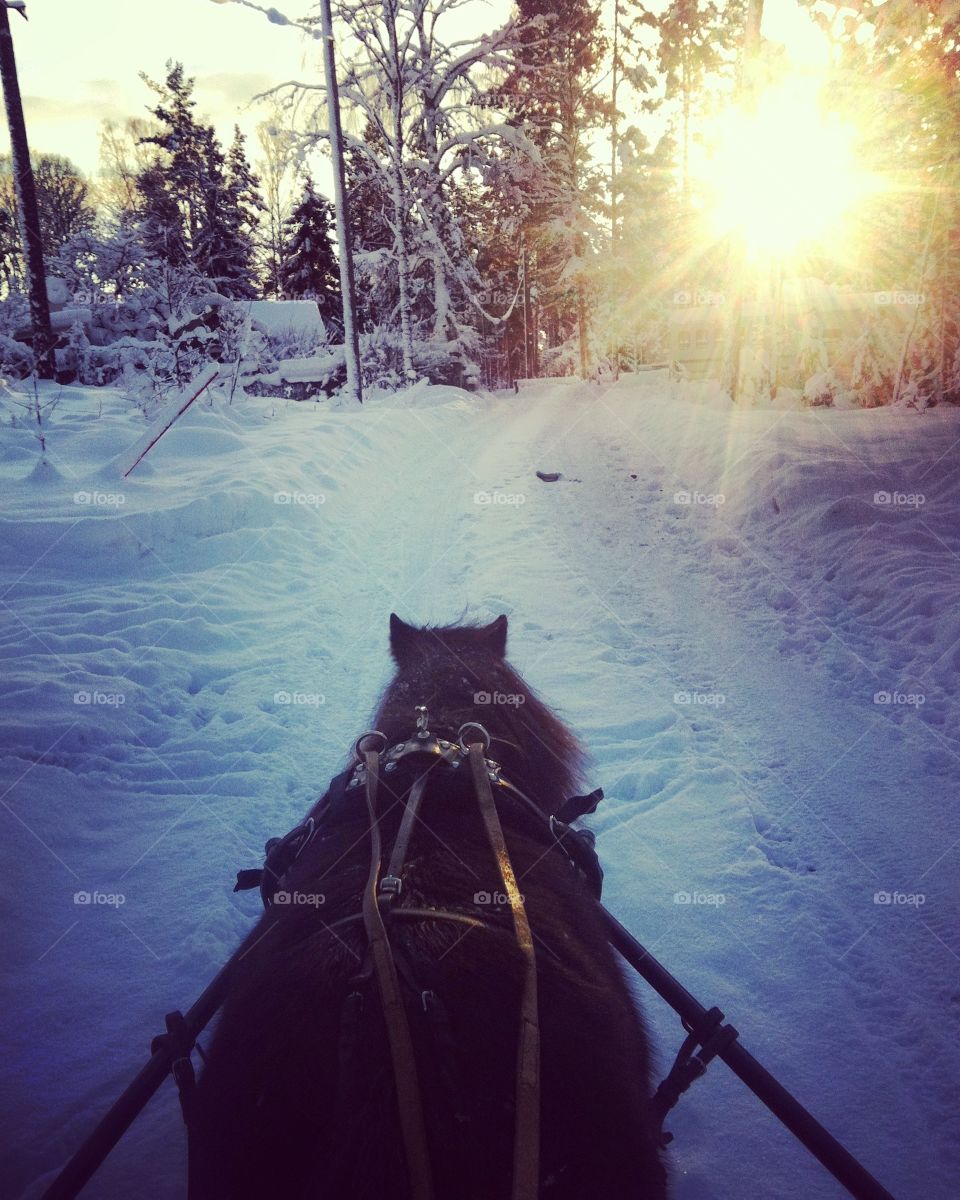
[0,0,957,405]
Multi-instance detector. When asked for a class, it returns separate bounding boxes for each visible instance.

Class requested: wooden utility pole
[318,0,363,403]
[0,1,54,379]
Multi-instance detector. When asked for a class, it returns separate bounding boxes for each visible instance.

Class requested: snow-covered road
[2,379,957,1199]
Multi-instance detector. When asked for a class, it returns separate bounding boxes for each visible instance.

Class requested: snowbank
[1,377,956,1200]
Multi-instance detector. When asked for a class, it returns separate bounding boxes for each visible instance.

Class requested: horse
[189,614,668,1199]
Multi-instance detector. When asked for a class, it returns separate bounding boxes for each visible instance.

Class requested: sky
[0,0,833,192]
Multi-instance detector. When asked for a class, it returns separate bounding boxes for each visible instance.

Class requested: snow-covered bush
[538,335,582,379]
[803,368,854,408]
[0,331,34,380]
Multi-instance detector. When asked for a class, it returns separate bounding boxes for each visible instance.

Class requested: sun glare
[701,81,870,258]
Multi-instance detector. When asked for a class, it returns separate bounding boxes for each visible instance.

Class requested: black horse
[190,614,668,1199]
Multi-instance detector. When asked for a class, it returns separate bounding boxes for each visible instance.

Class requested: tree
[493,0,610,376]
[256,109,297,297]
[609,0,657,242]
[136,65,265,297]
[656,0,740,204]
[139,61,209,245]
[261,0,530,381]
[280,175,341,328]
[0,152,96,285]
[193,126,263,297]
[97,117,158,222]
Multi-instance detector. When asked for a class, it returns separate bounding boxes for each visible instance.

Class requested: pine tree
[138,62,208,244]
[280,176,342,330]
[136,66,264,297]
[137,160,190,268]
[194,127,263,298]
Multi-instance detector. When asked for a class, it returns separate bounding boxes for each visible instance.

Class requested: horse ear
[389,613,417,662]
[483,614,508,657]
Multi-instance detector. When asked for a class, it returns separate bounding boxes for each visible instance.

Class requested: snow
[254,348,344,385]
[243,299,325,338]
[2,377,958,1199]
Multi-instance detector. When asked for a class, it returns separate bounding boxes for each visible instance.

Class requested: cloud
[196,72,277,110]
[22,93,121,124]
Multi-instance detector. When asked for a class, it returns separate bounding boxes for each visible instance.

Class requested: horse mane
[372,616,587,809]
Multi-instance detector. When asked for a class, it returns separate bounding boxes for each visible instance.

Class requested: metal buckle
[353,730,387,761]
[457,721,491,754]
[379,874,403,901]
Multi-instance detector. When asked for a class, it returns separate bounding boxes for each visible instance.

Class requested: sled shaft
[602,909,896,1200]
[41,965,232,1200]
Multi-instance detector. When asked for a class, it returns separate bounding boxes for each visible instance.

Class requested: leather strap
[361,750,435,1200]
[384,765,436,893]
[468,744,541,1200]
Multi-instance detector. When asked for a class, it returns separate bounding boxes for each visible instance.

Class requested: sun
[699,79,871,258]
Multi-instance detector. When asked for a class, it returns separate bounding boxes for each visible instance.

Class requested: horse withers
[190,614,668,1199]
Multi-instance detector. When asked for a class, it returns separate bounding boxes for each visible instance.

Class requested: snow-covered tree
[256,109,297,297]
[280,175,341,328]
[136,64,265,298]
[193,127,264,298]
[493,0,610,376]
[261,0,531,382]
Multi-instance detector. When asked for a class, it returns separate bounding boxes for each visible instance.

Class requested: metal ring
[353,730,388,761]
[457,721,491,754]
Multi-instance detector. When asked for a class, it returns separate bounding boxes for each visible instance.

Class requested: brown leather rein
[353,714,542,1200]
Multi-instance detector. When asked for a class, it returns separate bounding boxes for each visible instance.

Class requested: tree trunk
[386,1,416,381]
[319,0,363,402]
[0,5,54,379]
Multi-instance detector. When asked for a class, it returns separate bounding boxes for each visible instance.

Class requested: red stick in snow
[121,366,220,479]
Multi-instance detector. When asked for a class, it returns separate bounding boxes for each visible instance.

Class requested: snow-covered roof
[245,300,325,338]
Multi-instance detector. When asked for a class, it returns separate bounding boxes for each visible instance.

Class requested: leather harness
[235,709,605,1200]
